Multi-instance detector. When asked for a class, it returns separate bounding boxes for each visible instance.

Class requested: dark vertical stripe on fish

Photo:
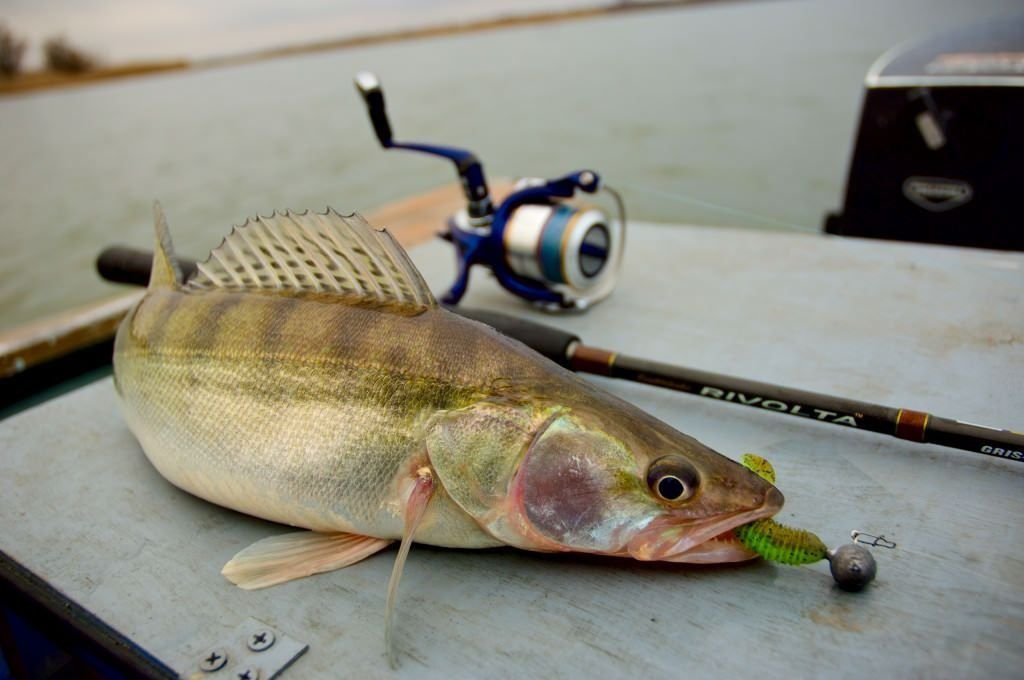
[191,293,246,352]
[262,296,303,357]
[144,292,184,350]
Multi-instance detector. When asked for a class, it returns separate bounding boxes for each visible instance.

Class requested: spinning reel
[354,72,626,312]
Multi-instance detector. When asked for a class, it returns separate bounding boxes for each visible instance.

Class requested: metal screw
[199,648,228,672]
[247,629,276,652]
[580,171,595,185]
[235,667,260,680]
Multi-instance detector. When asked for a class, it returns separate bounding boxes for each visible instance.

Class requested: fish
[113,203,784,664]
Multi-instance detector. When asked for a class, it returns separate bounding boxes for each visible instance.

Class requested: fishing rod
[97,246,1024,465]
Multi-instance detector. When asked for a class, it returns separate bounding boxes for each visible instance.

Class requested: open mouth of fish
[627,487,784,564]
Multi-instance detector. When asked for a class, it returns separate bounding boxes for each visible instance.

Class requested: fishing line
[614,182,820,234]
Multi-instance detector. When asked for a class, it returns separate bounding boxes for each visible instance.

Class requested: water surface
[0,0,1017,329]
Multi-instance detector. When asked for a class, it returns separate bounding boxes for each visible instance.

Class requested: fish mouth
[627,487,783,564]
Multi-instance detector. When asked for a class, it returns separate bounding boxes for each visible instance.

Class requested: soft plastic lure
[735,454,876,589]
[734,454,828,565]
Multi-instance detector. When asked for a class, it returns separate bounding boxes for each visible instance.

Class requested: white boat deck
[1,222,1022,678]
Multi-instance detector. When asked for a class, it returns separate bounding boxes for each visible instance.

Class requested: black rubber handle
[97,246,197,285]
[354,73,393,147]
[363,88,393,147]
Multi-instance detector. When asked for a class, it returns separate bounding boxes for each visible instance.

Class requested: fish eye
[647,456,699,502]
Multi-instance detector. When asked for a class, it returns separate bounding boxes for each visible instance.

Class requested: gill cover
[425,402,650,554]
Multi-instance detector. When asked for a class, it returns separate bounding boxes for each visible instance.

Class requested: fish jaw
[626,486,784,563]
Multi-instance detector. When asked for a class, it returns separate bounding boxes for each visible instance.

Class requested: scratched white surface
[1,223,1022,679]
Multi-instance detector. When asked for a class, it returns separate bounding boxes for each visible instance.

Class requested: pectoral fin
[222,530,392,590]
[385,467,435,668]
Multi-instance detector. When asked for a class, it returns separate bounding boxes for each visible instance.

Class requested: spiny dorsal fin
[186,209,437,313]
[150,201,183,289]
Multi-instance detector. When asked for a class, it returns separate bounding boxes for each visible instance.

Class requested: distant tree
[44,35,95,73]
[0,24,27,77]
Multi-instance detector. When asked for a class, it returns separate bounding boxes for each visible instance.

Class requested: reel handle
[354,72,393,147]
[353,71,493,219]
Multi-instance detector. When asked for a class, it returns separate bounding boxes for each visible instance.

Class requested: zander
[114,204,783,664]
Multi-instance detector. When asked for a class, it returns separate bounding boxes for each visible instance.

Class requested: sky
[2,0,608,68]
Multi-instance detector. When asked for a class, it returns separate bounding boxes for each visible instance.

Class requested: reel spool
[449,177,626,311]
[504,204,612,288]
[355,72,626,312]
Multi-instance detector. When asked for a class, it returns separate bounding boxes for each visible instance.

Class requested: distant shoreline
[0,61,190,95]
[0,0,719,96]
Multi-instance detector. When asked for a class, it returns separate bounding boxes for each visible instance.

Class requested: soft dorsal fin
[186,209,437,313]
[150,201,183,289]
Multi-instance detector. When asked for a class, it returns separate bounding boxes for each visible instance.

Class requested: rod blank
[570,345,1023,463]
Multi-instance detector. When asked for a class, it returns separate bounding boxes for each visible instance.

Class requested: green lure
[735,454,828,565]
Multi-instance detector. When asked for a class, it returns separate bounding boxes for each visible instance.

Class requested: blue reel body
[445,171,624,310]
[354,72,625,311]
